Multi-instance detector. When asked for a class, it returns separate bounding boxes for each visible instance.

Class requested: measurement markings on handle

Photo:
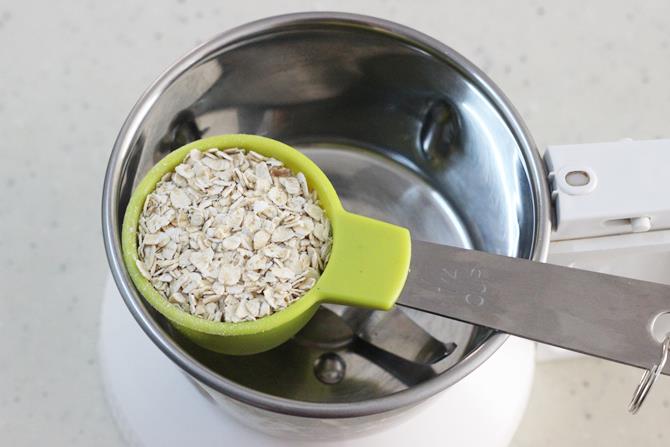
[465,267,487,306]
[437,266,489,306]
[441,268,458,280]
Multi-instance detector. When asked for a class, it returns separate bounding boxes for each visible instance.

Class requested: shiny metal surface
[102,12,551,422]
[401,239,670,374]
[629,335,670,414]
[314,352,347,385]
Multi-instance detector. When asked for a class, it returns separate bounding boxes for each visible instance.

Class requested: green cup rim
[121,134,342,336]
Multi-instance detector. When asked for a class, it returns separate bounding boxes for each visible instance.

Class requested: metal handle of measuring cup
[544,138,670,413]
[400,240,670,415]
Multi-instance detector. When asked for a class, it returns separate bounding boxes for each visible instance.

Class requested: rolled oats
[137,148,332,323]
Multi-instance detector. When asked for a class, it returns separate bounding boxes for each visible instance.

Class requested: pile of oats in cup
[135,148,332,323]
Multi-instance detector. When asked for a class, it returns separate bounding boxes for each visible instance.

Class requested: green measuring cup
[122,134,411,355]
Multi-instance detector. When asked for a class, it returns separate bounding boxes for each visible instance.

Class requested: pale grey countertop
[1,1,669,445]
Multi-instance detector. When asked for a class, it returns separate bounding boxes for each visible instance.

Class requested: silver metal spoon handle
[398,239,670,375]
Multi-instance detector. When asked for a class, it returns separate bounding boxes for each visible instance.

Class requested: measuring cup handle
[315,211,411,310]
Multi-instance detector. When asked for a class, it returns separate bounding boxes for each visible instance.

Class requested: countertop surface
[1,1,669,445]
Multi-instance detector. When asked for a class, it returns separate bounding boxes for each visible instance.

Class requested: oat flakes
[137,148,332,322]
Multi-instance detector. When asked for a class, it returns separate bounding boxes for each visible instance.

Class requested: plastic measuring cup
[122,134,411,355]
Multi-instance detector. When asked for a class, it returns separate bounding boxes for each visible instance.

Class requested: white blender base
[100,278,535,447]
